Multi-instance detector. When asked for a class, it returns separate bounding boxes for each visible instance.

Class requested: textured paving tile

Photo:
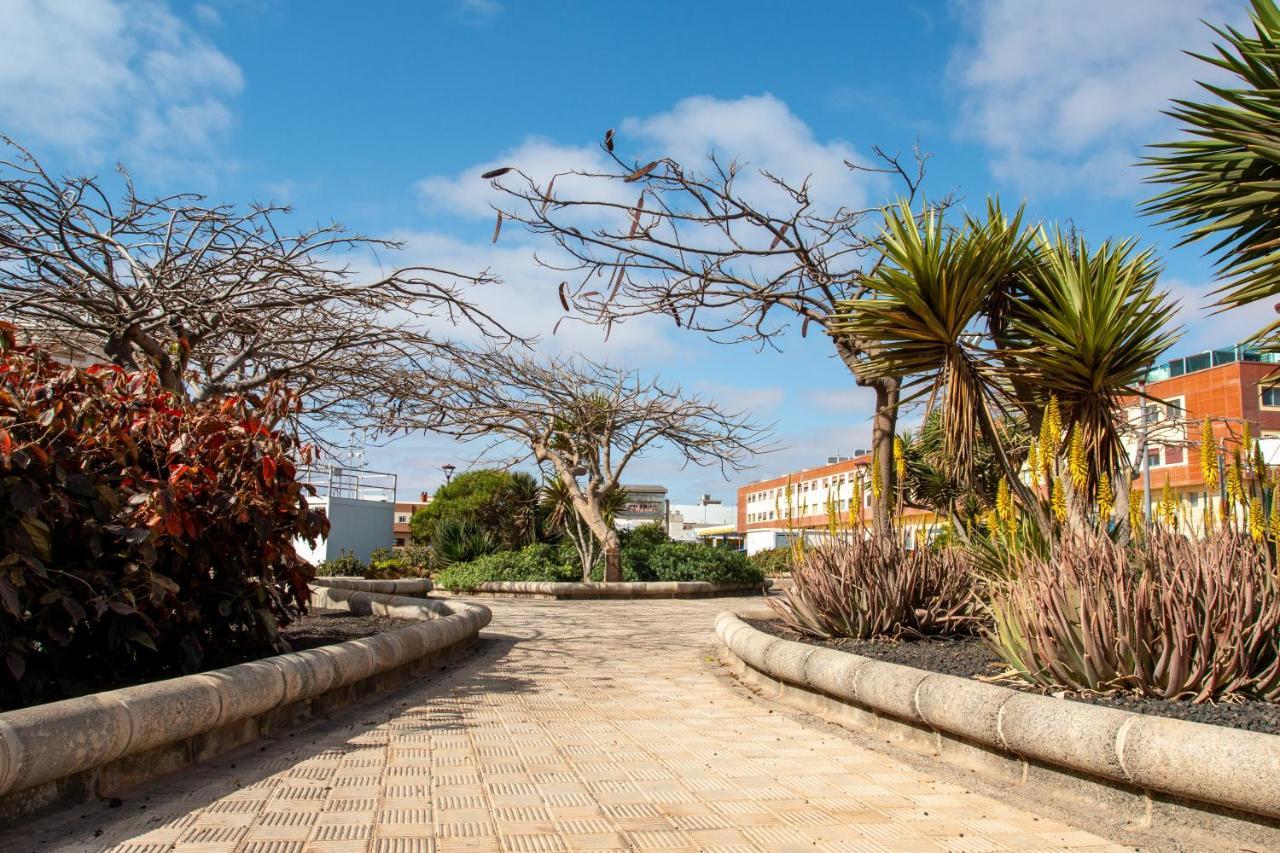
[2,596,1127,852]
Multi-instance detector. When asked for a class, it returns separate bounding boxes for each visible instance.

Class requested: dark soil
[281,608,416,652]
[745,617,1280,734]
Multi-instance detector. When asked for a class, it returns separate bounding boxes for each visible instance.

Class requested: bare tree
[0,137,518,440]
[398,350,773,580]
[480,136,931,535]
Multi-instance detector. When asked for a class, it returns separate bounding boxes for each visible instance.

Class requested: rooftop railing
[297,465,397,502]
[1145,344,1280,383]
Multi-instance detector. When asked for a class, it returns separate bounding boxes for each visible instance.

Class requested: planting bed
[746,617,1280,734]
[280,608,417,651]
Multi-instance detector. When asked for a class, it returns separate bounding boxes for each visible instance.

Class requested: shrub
[988,530,1280,703]
[316,549,364,577]
[0,331,326,708]
[430,517,498,567]
[615,522,668,581]
[434,543,577,590]
[770,537,978,640]
[648,541,762,585]
[750,546,793,577]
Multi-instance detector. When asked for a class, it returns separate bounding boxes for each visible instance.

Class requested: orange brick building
[737,454,937,555]
[1121,345,1280,522]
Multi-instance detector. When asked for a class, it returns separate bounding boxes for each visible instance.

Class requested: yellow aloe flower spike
[985,508,1001,541]
[1200,418,1218,490]
[1068,424,1088,490]
[1268,492,1280,541]
[996,478,1017,543]
[893,435,906,482]
[1039,395,1062,480]
[1159,479,1178,529]
[1129,485,1144,534]
[1027,439,1041,488]
[870,458,883,501]
[1096,472,1114,522]
[826,489,838,538]
[1250,496,1267,542]
[1226,452,1244,509]
[1051,475,1068,523]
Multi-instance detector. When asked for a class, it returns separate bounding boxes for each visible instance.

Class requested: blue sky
[0,0,1259,502]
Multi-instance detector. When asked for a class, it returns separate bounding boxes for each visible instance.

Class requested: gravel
[281,608,417,652]
[743,617,1280,734]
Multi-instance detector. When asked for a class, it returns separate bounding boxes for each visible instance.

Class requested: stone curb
[439,579,772,600]
[716,611,1280,837]
[0,583,489,810]
[311,575,433,595]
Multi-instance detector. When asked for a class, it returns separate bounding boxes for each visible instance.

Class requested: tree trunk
[868,378,899,539]
[602,528,622,582]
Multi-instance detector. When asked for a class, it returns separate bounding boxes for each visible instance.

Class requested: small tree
[399,350,771,580]
[482,139,930,535]
[0,137,516,440]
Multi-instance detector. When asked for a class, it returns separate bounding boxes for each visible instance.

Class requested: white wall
[294,496,394,565]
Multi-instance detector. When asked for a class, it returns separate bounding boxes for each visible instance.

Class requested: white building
[294,466,396,565]
[667,495,737,541]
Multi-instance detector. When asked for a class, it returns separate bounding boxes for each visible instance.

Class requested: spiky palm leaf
[1144,0,1280,342]
[1007,231,1180,485]
[829,199,1034,480]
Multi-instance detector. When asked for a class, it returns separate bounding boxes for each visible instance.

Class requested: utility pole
[1139,375,1152,527]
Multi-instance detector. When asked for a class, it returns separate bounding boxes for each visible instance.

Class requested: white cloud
[0,0,243,173]
[418,94,879,219]
[458,0,501,22]
[1162,277,1270,354]
[950,0,1242,195]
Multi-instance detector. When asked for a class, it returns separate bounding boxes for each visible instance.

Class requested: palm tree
[1145,0,1280,344]
[499,471,544,549]
[831,200,1180,533]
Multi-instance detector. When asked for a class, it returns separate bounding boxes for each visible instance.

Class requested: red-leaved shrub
[0,327,327,708]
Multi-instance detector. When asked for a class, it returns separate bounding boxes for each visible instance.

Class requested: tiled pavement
[3,595,1128,853]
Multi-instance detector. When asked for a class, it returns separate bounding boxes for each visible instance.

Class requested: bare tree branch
[393,349,774,580]
[0,136,524,443]
[483,134,936,533]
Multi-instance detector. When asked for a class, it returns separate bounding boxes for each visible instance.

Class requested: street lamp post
[441,463,456,485]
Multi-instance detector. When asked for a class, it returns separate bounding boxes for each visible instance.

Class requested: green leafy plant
[988,529,1280,702]
[434,543,578,591]
[0,328,326,708]
[749,547,793,577]
[429,517,498,567]
[646,541,762,585]
[316,549,364,577]
[770,537,978,640]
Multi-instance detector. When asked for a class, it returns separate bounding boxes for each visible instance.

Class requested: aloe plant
[769,537,979,640]
[988,530,1280,702]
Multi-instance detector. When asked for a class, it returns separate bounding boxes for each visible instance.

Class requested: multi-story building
[615,484,669,530]
[392,492,432,548]
[1121,344,1280,527]
[737,455,937,555]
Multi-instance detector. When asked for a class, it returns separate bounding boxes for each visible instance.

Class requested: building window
[1165,446,1184,465]
[1263,386,1280,408]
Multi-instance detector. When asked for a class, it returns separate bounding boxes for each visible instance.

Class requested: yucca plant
[769,537,979,640]
[1145,0,1280,344]
[429,517,498,567]
[988,529,1280,702]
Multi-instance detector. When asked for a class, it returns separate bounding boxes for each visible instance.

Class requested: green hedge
[648,542,762,585]
[437,537,762,590]
[750,546,793,577]
[434,543,578,590]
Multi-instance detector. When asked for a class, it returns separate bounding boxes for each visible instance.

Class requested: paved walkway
[8,596,1125,853]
